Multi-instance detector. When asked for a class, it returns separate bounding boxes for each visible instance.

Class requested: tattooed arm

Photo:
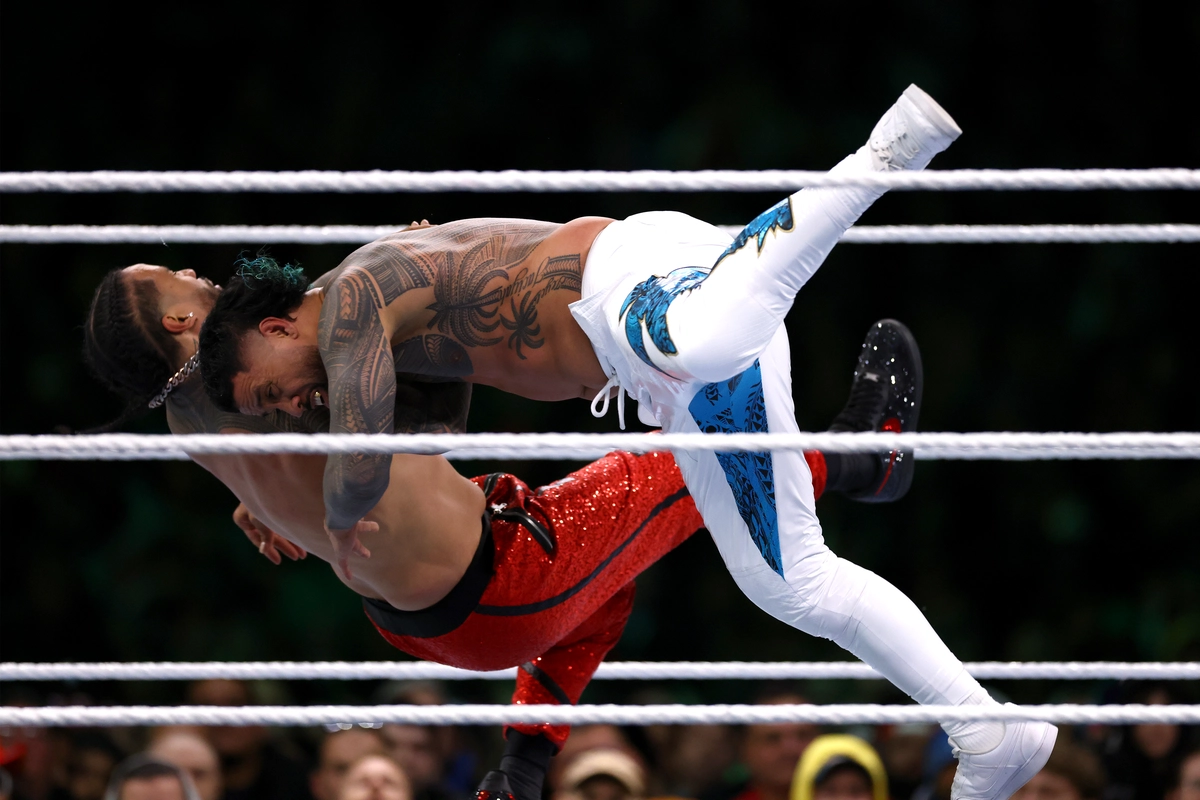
[319,267,398,571]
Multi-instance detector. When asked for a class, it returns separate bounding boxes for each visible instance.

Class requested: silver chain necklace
[148,353,200,409]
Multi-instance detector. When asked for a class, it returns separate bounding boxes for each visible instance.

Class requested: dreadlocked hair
[83,268,184,431]
[200,255,310,413]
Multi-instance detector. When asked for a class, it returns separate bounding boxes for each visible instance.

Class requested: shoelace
[830,371,887,432]
[590,373,627,430]
[869,108,921,171]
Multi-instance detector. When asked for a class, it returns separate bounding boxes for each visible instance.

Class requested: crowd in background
[1,680,1196,800]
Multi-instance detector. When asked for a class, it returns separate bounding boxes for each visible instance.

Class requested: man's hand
[325,519,379,580]
[232,503,307,565]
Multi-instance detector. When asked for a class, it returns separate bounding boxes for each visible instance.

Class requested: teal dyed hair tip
[235,255,306,287]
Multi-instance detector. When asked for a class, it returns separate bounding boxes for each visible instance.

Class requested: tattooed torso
[313,216,612,531]
[321,217,613,403]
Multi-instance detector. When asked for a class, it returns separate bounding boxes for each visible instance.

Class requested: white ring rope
[3,661,1196,682]
[4,432,1200,462]
[4,224,1199,246]
[2,169,1199,194]
[3,704,1199,728]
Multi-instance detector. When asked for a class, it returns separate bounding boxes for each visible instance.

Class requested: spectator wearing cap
[311,729,387,800]
[103,754,201,800]
[1170,747,1200,800]
[337,754,412,800]
[550,726,643,792]
[554,749,646,800]
[790,734,887,800]
[147,730,223,800]
[1012,738,1106,800]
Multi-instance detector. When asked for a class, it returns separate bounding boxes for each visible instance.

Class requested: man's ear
[161,312,197,335]
[259,317,299,338]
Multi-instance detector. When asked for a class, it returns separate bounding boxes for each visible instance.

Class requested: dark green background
[2,2,1198,707]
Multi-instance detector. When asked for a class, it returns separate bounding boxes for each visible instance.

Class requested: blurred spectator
[379,726,449,800]
[337,755,411,800]
[790,734,886,800]
[722,691,821,800]
[6,691,105,800]
[1,766,13,800]
[1012,738,1106,800]
[59,732,124,800]
[1102,684,1195,800]
[653,725,738,798]
[909,730,955,800]
[876,725,935,800]
[311,729,386,800]
[1171,747,1200,800]
[374,682,476,796]
[146,730,222,800]
[185,679,312,800]
[555,749,646,800]
[549,726,642,793]
[102,755,199,800]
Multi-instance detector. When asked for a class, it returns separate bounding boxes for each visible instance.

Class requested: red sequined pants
[371,450,698,747]
[369,449,827,748]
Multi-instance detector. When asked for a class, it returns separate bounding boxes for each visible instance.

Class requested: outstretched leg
[621,85,961,385]
[674,326,1056,800]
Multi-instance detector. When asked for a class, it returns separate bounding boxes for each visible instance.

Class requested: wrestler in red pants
[364,449,829,798]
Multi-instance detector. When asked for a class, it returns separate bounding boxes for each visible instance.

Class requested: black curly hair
[199,256,311,412]
[83,268,186,429]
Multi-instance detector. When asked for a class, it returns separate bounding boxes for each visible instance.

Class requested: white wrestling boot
[867,84,963,172]
[950,710,1057,800]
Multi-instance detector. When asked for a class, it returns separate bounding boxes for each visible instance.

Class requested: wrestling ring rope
[3,432,1200,461]
[4,660,1199,682]
[4,704,1200,728]
[2,168,1196,730]
[4,223,1200,245]
[3,168,1200,192]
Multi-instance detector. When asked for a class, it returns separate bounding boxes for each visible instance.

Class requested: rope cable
[4,224,1199,245]
[2,169,1199,193]
[3,704,1199,728]
[3,432,1200,462]
[2,660,1196,682]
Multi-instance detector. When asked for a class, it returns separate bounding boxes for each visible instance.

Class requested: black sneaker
[475,771,516,800]
[829,319,923,503]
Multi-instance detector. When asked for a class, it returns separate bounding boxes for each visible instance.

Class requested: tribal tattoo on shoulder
[356,221,582,368]
[318,267,398,529]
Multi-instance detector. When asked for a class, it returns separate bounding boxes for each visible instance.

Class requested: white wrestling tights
[665,146,885,384]
[668,330,1003,754]
[577,93,999,751]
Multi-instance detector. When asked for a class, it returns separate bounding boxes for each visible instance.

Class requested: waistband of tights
[362,513,495,639]
[361,474,558,639]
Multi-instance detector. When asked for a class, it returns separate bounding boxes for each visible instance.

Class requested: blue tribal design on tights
[688,361,782,575]
[619,266,710,373]
[713,197,795,269]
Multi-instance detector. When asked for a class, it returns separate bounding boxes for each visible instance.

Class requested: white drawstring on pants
[590,374,627,430]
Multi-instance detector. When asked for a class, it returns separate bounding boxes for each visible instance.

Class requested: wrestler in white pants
[571,86,1056,799]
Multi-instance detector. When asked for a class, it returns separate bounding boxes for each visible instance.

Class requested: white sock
[942,688,1006,754]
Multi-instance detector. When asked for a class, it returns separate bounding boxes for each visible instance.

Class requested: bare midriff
[197,448,486,610]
